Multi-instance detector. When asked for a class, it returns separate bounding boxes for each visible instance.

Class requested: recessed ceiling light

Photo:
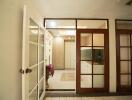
[50,21,56,27]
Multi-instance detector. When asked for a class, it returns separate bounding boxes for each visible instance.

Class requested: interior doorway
[65,41,76,69]
[44,18,109,93]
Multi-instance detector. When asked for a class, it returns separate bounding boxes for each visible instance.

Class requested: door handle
[25,68,32,74]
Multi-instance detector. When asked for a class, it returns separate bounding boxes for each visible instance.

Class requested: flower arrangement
[46,64,54,87]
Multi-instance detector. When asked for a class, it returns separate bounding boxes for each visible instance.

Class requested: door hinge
[20,69,25,74]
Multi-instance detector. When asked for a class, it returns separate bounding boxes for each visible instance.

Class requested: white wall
[0,0,44,100]
[109,19,117,92]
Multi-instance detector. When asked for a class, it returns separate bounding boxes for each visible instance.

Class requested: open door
[76,29,109,93]
[22,5,46,100]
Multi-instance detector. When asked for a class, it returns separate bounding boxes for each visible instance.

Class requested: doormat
[61,73,75,81]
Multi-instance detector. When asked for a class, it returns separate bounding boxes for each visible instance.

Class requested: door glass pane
[81,33,92,46]
[39,46,44,62]
[93,47,104,65]
[29,87,38,100]
[93,65,104,74]
[39,79,44,98]
[120,34,130,46]
[39,63,44,80]
[117,21,132,29]
[121,75,131,87]
[29,66,38,91]
[120,61,131,74]
[45,20,75,28]
[29,19,39,43]
[81,47,92,60]
[93,34,104,46]
[81,75,92,88]
[120,48,131,60]
[81,61,92,74]
[39,29,44,44]
[77,20,107,29]
[93,75,104,88]
[29,44,38,66]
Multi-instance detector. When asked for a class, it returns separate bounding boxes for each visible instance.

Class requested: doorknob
[25,68,32,74]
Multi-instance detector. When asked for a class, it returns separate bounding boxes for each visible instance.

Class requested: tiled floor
[47,70,75,89]
[45,96,132,100]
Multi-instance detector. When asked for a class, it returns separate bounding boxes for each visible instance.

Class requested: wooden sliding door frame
[116,29,132,92]
[76,29,109,93]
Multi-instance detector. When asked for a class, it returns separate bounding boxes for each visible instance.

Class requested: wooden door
[116,29,132,92]
[76,29,109,93]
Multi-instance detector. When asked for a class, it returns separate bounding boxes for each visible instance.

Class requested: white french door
[22,6,46,100]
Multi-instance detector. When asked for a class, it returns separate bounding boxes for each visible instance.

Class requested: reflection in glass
[120,61,131,74]
[29,18,39,43]
[81,75,92,88]
[93,34,104,46]
[81,61,92,74]
[29,66,38,92]
[29,87,38,100]
[81,33,92,46]
[93,75,104,88]
[39,79,44,98]
[29,44,38,66]
[93,47,104,65]
[120,34,130,46]
[39,63,44,80]
[120,48,131,60]
[121,75,131,87]
[81,47,92,60]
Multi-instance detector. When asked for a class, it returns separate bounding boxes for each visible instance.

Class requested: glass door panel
[29,87,38,100]
[29,44,38,66]
[81,33,92,46]
[81,75,92,88]
[29,18,38,43]
[39,79,44,98]
[120,48,131,60]
[81,47,92,60]
[39,63,44,80]
[81,61,92,74]
[120,61,131,74]
[120,75,131,87]
[93,75,104,88]
[76,29,109,93]
[93,34,104,46]
[39,46,44,62]
[120,34,130,46]
[29,66,38,92]
[93,65,104,74]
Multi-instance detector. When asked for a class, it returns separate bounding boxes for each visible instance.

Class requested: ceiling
[31,0,132,18]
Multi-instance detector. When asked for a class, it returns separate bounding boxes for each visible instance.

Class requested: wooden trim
[44,18,108,20]
[46,89,75,91]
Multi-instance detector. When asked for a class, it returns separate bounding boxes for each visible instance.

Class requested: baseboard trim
[46,92,132,97]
